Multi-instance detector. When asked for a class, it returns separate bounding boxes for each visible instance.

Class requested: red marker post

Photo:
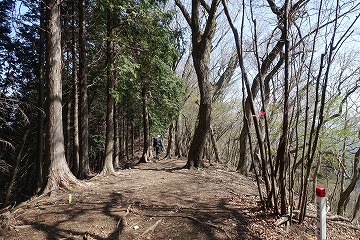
[316,186,326,240]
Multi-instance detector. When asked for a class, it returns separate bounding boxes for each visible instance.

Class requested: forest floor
[1,157,360,240]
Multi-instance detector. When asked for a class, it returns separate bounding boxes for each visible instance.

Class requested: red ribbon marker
[252,111,266,118]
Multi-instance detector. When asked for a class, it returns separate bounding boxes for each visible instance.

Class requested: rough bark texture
[210,126,220,163]
[235,0,308,174]
[42,0,78,193]
[71,0,79,176]
[114,103,120,168]
[165,122,174,159]
[337,144,360,215]
[352,192,360,222]
[139,85,150,163]
[275,0,290,216]
[101,10,116,175]
[35,0,46,192]
[78,0,91,178]
[175,0,218,169]
[236,31,286,174]
[174,117,182,157]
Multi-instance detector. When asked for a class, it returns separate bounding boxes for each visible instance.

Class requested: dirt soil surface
[2,158,360,240]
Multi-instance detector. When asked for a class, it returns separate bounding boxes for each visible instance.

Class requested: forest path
[2,158,360,239]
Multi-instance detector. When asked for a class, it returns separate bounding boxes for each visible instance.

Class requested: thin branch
[174,0,191,26]
[199,0,210,13]
[202,0,220,42]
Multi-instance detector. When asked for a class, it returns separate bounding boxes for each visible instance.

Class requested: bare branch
[174,0,191,26]
[199,0,210,13]
[202,0,220,42]
[266,0,282,16]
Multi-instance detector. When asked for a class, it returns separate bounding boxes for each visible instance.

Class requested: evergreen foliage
[0,0,358,225]
[0,0,184,206]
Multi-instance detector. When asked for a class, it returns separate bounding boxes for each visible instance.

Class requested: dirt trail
[2,158,360,239]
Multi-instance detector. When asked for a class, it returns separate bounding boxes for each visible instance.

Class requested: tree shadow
[125,195,256,239]
[17,192,129,240]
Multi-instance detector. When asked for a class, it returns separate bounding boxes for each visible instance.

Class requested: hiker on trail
[153,135,164,161]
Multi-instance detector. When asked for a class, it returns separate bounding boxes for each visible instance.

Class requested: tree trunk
[311,154,322,202]
[126,119,129,162]
[210,126,220,163]
[101,9,116,175]
[139,84,150,163]
[71,0,79,176]
[176,0,218,169]
[121,117,126,161]
[35,0,46,193]
[65,91,72,169]
[42,0,79,193]
[131,121,135,160]
[352,192,360,222]
[337,144,360,215]
[165,122,174,159]
[237,124,250,174]
[78,0,91,178]
[185,79,211,169]
[174,116,182,157]
[234,0,302,175]
[274,0,290,216]
[3,127,29,207]
[114,103,120,168]
[299,0,337,221]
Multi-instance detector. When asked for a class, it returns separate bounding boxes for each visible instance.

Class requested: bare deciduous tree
[175,0,219,169]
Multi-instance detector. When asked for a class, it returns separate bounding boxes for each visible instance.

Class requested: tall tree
[35,0,46,192]
[78,0,91,178]
[119,0,183,163]
[175,0,219,168]
[42,0,79,192]
[71,0,80,176]
[0,0,14,92]
[275,0,290,215]
[101,5,116,175]
[139,83,151,162]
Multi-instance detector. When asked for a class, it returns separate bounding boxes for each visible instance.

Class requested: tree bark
[273,0,290,216]
[222,0,273,203]
[236,0,307,175]
[299,0,338,221]
[352,192,360,222]
[174,116,182,157]
[139,84,150,163]
[131,121,135,160]
[114,103,120,168]
[175,0,219,169]
[35,0,46,193]
[78,0,91,178]
[42,0,79,193]
[165,122,174,159]
[337,143,360,215]
[101,8,116,175]
[3,127,29,207]
[210,126,220,163]
[71,0,80,176]
[311,154,322,202]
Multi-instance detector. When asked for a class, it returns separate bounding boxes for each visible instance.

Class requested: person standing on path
[153,135,164,162]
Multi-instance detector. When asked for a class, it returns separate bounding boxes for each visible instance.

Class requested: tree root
[305,214,360,230]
